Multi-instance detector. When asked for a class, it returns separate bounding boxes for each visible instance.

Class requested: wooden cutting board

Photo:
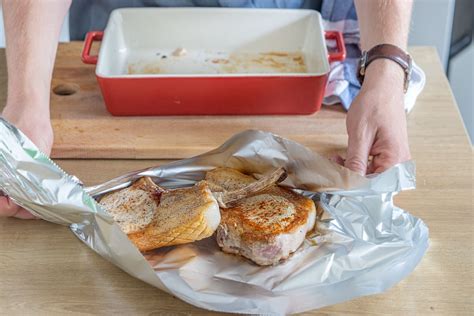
[2,42,353,159]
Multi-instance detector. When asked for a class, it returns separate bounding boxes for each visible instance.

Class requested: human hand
[0,104,53,219]
[344,59,411,175]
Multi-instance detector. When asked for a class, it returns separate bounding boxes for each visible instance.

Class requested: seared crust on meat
[221,186,315,242]
[207,168,316,265]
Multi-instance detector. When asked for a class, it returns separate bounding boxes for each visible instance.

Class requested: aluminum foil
[0,118,429,315]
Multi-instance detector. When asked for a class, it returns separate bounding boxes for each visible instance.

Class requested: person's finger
[0,196,38,219]
[13,208,39,220]
[371,154,402,174]
[0,196,20,217]
[345,132,374,175]
[369,141,404,174]
[329,153,345,166]
[366,159,376,175]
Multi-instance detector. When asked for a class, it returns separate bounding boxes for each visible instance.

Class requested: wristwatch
[357,43,412,93]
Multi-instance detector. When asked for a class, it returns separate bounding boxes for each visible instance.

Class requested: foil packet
[0,118,429,315]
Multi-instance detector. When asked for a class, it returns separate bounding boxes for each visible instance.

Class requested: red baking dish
[81,8,345,116]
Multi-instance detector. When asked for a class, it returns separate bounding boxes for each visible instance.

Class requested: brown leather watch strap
[357,43,412,92]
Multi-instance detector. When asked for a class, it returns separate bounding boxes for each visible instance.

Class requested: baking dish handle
[325,31,346,62]
[81,31,103,65]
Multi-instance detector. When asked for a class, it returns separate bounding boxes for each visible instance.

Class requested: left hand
[0,102,52,220]
[344,59,411,175]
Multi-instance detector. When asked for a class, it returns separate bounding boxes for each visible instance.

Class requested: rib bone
[212,167,287,208]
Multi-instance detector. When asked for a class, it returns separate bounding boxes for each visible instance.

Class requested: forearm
[344,1,413,174]
[2,0,71,115]
[355,0,412,50]
[355,0,413,94]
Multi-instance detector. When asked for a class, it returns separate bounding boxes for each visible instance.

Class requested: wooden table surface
[0,46,473,315]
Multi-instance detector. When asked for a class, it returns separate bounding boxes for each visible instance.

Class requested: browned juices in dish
[127,50,307,75]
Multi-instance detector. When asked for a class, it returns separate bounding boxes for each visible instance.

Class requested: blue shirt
[69,0,322,40]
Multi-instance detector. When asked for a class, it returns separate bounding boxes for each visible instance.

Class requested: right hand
[0,105,53,219]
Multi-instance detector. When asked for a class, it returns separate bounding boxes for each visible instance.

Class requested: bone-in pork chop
[207,168,316,266]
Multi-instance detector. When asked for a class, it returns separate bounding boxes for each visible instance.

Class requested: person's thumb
[0,196,38,219]
[345,134,372,175]
[0,196,19,217]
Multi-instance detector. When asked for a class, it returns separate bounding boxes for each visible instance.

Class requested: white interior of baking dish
[96,8,330,77]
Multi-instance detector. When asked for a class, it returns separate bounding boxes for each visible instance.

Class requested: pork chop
[99,177,164,234]
[99,168,286,252]
[100,177,220,251]
[128,180,221,251]
[207,168,316,266]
